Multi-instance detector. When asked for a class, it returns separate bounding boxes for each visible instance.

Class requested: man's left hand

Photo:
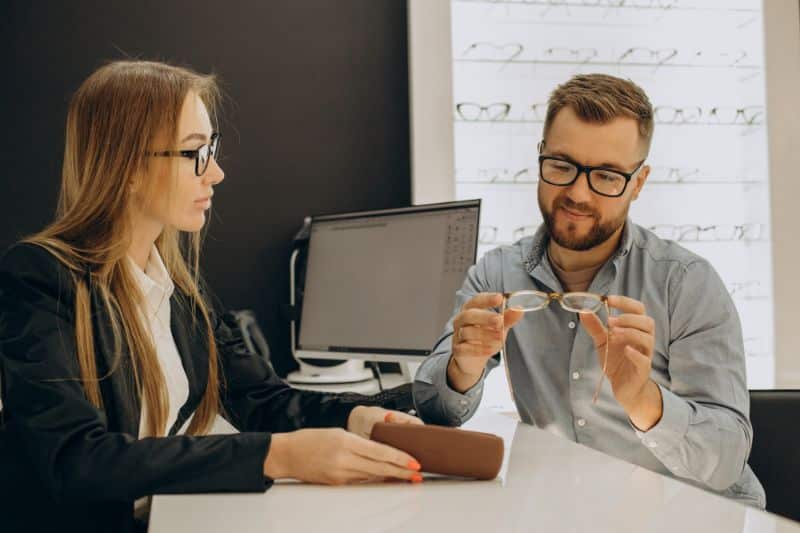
[580,295,663,430]
[347,406,423,440]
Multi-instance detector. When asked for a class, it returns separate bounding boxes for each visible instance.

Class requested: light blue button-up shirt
[414,220,765,507]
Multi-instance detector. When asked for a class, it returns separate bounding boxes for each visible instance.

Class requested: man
[413,74,765,507]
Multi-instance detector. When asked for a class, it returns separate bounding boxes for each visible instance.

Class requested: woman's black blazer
[0,243,363,532]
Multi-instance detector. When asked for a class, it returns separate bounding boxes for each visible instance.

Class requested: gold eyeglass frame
[501,291,611,406]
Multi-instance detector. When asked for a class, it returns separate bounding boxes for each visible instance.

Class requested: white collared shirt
[128,245,191,438]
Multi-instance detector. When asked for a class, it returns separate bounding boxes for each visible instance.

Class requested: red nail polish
[408,460,421,471]
[384,412,393,423]
[411,474,423,483]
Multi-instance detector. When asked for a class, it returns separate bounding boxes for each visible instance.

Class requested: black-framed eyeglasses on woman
[150,132,221,177]
[538,155,645,198]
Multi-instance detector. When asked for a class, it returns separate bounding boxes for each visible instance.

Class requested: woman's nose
[203,156,225,185]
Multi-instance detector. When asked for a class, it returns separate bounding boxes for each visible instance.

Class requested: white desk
[150,410,800,533]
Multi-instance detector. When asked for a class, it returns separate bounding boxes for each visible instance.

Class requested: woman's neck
[129,215,164,270]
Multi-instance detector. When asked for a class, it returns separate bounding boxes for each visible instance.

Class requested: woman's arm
[0,244,271,503]
[211,304,367,434]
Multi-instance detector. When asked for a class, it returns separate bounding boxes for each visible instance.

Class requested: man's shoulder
[476,239,531,273]
[630,224,711,271]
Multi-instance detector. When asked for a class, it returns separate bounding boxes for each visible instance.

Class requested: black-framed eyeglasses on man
[150,132,221,177]
[538,154,645,198]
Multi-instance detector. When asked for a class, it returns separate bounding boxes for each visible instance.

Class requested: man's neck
[547,224,625,273]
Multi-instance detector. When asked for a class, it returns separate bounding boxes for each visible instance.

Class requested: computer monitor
[296,199,480,363]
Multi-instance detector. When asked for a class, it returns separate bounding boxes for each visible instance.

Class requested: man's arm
[413,251,501,426]
[635,260,753,491]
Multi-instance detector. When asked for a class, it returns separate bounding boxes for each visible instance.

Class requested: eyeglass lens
[196,135,220,176]
[540,159,628,196]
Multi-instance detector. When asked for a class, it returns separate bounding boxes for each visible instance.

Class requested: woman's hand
[263,427,423,485]
[346,405,423,439]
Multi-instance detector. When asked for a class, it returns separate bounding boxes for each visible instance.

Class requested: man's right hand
[447,293,524,393]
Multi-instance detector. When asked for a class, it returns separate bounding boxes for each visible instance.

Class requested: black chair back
[749,389,800,522]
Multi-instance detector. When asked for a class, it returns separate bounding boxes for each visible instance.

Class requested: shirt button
[577,418,586,427]
[459,400,468,406]
[568,321,576,329]
[572,371,581,380]
[647,441,658,449]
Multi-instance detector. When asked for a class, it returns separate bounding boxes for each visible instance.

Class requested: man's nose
[564,169,594,204]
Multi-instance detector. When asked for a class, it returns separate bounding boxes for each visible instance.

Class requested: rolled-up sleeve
[634,259,753,492]
[413,250,502,426]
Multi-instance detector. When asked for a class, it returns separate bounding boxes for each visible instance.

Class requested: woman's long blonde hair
[23,60,222,437]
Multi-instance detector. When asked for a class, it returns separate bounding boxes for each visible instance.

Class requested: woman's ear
[129,168,146,195]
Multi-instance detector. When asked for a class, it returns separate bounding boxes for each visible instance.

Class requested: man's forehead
[545,108,645,164]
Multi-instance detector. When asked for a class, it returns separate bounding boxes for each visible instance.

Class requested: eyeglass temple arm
[151,150,196,158]
[592,299,611,404]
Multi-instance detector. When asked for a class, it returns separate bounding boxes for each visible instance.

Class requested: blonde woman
[0,61,423,533]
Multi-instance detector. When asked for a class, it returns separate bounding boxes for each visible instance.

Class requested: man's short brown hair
[542,73,654,156]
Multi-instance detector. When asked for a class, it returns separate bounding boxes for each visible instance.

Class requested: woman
[0,60,423,532]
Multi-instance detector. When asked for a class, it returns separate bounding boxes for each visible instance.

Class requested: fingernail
[384,412,393,423]
[408,460,421,471]
[411,474,423,483]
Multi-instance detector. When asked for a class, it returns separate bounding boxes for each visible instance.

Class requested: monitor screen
[297,200,480,360]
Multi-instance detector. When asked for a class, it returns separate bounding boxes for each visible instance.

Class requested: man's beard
[538,191,628,251]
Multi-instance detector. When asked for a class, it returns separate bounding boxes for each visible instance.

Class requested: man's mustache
[556,196,598,219]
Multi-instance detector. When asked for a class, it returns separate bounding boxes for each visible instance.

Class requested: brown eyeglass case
[370,423,504,480]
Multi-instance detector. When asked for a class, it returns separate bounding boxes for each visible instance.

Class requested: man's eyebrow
[180,133,208,143]
[545,150,628,170]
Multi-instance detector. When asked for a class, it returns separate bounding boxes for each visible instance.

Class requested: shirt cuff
[434,355,485,418]
[632,384,691,455]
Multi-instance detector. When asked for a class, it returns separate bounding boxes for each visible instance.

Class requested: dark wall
[0,1,411,375]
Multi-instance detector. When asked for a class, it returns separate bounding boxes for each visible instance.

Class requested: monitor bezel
[295,199,481,361]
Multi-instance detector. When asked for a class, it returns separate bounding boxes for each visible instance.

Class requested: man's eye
[594,171,623,182]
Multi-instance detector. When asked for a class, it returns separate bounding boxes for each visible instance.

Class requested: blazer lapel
[167,291,208,435]
[89,285,140,436]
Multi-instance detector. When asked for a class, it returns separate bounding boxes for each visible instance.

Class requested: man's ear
[630,165,649,201]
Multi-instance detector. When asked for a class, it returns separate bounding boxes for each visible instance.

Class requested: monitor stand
[287,359,374,385]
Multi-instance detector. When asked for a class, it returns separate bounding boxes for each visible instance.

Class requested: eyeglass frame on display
[461,41,525,62]
[543,47,599,63]
[456,102,512,121]
[618,47,678,65]
[709,106,764,125]
[647,223,764,242]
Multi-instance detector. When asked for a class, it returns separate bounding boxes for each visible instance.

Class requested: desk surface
[150,410,800,533]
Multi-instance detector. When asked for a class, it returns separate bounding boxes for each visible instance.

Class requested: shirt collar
[523,218,634,275]
[129,245,175,312]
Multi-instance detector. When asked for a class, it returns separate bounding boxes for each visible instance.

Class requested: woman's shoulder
[0,241,80,306]
[1,241,77,278]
